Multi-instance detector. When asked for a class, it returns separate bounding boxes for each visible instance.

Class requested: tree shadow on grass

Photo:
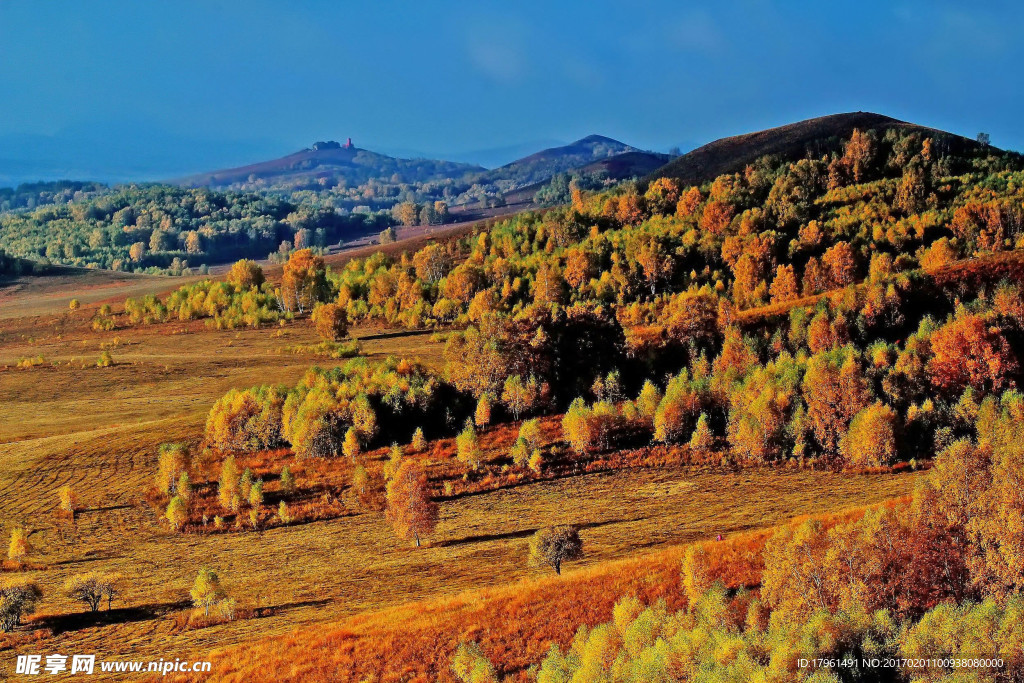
[433,517,641,548]
[35,599,192,635]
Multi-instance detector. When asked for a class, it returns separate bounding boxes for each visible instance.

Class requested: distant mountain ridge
[174,134,660,194]
[174,142,484,189]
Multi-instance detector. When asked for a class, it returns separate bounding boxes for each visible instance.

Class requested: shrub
[451,642,498,683]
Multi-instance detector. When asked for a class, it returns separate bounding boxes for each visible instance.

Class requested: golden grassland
[176,503,892,683]
[0,271,919,681]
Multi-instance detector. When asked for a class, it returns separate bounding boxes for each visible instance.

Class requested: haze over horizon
[1,0,1022,185]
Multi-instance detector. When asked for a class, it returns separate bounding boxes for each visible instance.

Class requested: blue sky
[0,1,1022,182]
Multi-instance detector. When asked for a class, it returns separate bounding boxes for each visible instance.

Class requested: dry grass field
[0,272,921,681]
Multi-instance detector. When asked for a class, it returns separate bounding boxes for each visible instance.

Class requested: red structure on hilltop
[343,137,353,149]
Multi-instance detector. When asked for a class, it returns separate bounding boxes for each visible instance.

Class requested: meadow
[0,271,918,680]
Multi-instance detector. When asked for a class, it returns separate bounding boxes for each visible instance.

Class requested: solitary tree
[58,484,78,515]
[352,464,369,494]
[311,303,349,341]
[227,259,265,290]
[190,568,225,617]
[248,479,264,508]
[529,526,584,575]
[7,528,30,565]
[0,579,42,632]
[386,460,438,547]
[278,500,292,524]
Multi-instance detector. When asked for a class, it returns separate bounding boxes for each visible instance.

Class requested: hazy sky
[1,1,1022,181]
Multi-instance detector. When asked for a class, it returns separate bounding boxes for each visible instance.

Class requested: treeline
[0,180,107,212]
[328,128,1020,331]
[0,185,392,274]
[204,356,464,458]
[0,247,47,277]
[454,398,1024,682]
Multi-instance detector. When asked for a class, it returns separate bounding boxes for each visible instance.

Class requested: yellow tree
[311,303,349,341]
[802,348,870,457]
[7,528,30,565]
[839,402,898,467]
[769,265,799,304]
[227,258,264,290]
[190,568,225,617]
[281,249,329,314]
[386,460,438,547]
[456,420,482,468]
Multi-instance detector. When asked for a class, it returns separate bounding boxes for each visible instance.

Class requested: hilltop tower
[343,137,353,149]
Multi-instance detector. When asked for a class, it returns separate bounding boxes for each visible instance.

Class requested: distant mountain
[472,135,642,191]
[647,112,993,187]
[174,141,485,189]
[577,150,674,178]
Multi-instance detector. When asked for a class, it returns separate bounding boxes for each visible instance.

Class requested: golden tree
[456,420,482,468]
[311,303,349,341]
[769,265,799,304]
[7,528,30,565]
[166,496,187,532]
[411,427,427,451]
[281,249,329,314]
[58,484,78,515]
[155,443,191,496]
[840,402,898,467]
[217,455,240,510]
[190,568,225,617]
[385,460,438,547]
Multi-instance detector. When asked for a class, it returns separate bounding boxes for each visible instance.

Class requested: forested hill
[647,111,1005,187]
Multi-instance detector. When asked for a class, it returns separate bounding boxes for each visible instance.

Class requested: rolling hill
[174,141,485,189]
[646,111,995,186]
[471,134,646,190]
